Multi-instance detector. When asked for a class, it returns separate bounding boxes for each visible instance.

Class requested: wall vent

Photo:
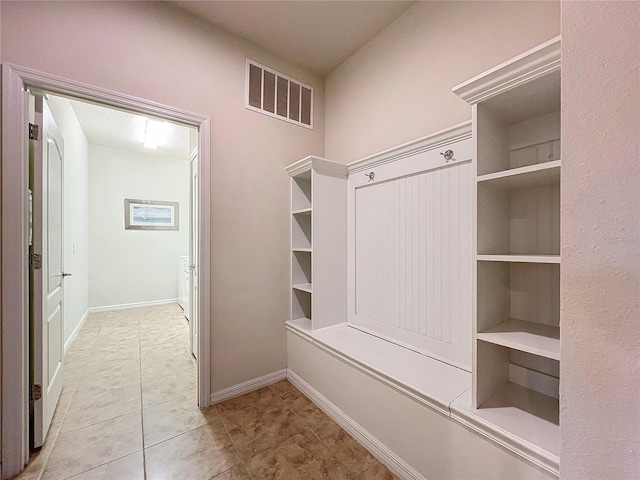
[246,59,313,129]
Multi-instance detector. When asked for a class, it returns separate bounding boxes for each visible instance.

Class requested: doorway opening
[1,63,211,479]
[28,92,200,451]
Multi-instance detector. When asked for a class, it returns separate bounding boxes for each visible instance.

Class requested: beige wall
[0,0,325,392]
[561,2,640,478]
[324,1,560,163]
[88,145,190,309]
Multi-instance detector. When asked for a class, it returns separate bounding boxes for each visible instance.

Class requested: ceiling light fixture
[144,119,166,149]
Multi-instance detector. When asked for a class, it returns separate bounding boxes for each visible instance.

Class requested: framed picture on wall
[124,199,179,231]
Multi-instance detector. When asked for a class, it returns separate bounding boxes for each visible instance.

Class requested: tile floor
[14,304,397,480]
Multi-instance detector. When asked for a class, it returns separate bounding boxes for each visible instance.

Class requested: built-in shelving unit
[453,36,561,474]
[286,156,347,330]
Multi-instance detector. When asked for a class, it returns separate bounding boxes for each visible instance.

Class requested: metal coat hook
[441,150,454,162]
[365,172,375,182]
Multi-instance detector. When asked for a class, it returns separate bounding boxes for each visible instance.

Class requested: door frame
[1,63,212,479]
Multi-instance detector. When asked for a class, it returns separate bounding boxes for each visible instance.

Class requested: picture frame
[124,199,179,231]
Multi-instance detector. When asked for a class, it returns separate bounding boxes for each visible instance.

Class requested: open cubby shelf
[477,160,560,190]
[287,156,347,331]
[477,318,559,360]
[454,36,561,469]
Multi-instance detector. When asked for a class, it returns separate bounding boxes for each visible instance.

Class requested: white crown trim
[285,155,348,178]
[347,121,472,174]
[452,36,561,105]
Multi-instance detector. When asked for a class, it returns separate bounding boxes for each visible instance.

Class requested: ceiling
[172,1,415,76]
[69,99,193,159]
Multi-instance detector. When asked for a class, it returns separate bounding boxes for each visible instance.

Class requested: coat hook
[365,172,375,182]
[440,150,454,162]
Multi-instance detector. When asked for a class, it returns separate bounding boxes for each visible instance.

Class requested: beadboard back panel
[347,134,473,370]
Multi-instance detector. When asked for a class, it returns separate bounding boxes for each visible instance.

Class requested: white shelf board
[477,254,560,264]
[292,207,312,215]
[292,283,312,294]
[477,161,560,190]
[450,385,559,475]
[477,319,559,360]
[292,247,312,253]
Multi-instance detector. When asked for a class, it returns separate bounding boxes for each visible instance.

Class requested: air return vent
[246,59,313,129]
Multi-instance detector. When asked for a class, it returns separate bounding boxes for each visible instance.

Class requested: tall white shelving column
[452,36,562,476]
[286,156,347,331]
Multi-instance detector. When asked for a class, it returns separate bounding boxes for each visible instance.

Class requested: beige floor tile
[11,467,43,480]
[354,462,399,480]
[42,412,142,480]
[141,364,194,384]
[222,403,307,460]
[63,357,87,378]
[211,464,252,480]
[83,355,140,376]
[141,353,194,381]
[61,383,141,433]
[140,331,187,349]
[84,347,140,364]
[66,451,144,480]
[244,428,353,480]
[91,342,140,357]
[141,370,197,408]
[144,423,239,480]
[269,379,297,397]
[49,390,74,432]
[312,416,377,475]
[64,342,95,359]
[143,397,221,447]
[94,333,140,347]
[74,329,100,342]
[142,340,189,359]
[75,365,140,398]
[62,374,82,395]
[283,389,330,428]
[216,387,284,416]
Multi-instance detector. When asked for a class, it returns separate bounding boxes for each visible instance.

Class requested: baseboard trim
[287,369,425,480]
[64,309,90,352]
[89,298,178,313]
[210,369,287,405]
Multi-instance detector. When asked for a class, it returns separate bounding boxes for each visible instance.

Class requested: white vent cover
[246,59,313,129]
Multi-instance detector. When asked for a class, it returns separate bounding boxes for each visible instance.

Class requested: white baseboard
[210,369,287,405]
[287,369,425,480]
[64,309,90,352]
[89,298,179,313]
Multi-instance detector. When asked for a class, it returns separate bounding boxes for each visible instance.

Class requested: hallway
[16,304,396,480]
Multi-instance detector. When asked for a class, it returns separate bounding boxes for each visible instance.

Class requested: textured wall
[88,145,189,309]
[1,0,325,393]
[560,2,640,478]
[324,1,560,163]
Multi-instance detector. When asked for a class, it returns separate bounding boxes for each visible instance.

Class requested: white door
[31,95,65,448]
[189,149,199,359]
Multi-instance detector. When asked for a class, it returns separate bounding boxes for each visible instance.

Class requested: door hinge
[29,123,40,141]
[30,384,42,402]
[29,253,42,270]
